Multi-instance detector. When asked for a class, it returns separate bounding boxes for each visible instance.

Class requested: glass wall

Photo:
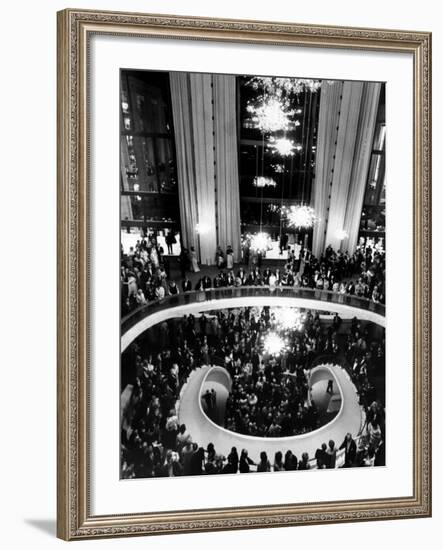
[358,87,386,251]
[120,70,181,255]
[237,76,321,255]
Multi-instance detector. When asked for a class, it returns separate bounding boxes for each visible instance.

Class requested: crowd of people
[120,236,385,316]
[121,303,386,479]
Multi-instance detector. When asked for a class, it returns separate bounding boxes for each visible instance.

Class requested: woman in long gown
[189,246,200,273]
[226,245,234,270]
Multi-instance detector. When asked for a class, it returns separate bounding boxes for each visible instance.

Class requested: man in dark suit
[182,278,192,292]
[339,433,357,467]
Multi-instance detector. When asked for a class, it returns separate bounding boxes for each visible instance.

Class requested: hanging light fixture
[253,176,277,188]
[272,307,305,331]
[262,332,287,356]
[249,232,271,253]
[286,205,318,229]
[247,97,294,133]
[269,137,302,157]
[246,77,322,96]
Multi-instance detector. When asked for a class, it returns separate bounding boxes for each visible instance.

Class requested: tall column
[213,74,242,262]
[170,73,217,265]
[311,81,343,257]
[170,73,199,255]
[189,74,217,265]
[324,81,364,251]
[342,82,381,253]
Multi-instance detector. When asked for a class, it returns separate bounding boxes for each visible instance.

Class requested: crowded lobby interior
[120,70,386,479]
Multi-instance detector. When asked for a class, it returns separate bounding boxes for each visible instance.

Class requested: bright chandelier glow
[253,176,277,188]
[262,332,287,356]
[269,137,302,157]
[247,77,322,95]
[272,307,305,331]
[286,205,318,229]
[247,98,293,133]
[249,232,271,253]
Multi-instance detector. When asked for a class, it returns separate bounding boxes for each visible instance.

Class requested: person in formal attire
[202,390,212,416]
[367,420,383,450]
[298,452,310,470]
[168,280,179,295]
[284,450,298,471]
[226,245,234,270]
[179,248,188,278]
[221,453,238,474]
[165,231,176,255]
[326,439,337,469]
[239,449,255,473]
[182,277,192,293]
[155,283,165,300]
[339,433,357,467]
[136,288,147,306]
[227,447,239,473]
[273,451,284,472]
[216,246,225,268]
[315,443,328,469]
[257,451,271,472]
[279,232,288,255]
[189,247,200,273]
[159,450,183,477]
[189,446,205,475]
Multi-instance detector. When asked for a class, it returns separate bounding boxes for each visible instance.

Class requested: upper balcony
[122,286,385,351]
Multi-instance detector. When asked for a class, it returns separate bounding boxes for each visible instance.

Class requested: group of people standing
[121,300,385,479]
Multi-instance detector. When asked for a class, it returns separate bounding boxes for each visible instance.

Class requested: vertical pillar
[324,81,364,251]
[342,82,381,253]
[213,74,242,262]
[189,74,217,265]
[170,73,217,265]
[311,81,343,257]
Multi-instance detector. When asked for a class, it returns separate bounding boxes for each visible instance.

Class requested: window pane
[129,77,169,134]
[364,153,382,205]
[373,123,386,151]
[155,138,177,192]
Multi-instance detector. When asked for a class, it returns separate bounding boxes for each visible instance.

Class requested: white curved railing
[178,364,364,469]
[122,293,385,352]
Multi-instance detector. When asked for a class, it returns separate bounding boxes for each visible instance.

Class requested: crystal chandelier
[262,332,287,356]
[286,205,318,229]
[247,77,322,96]
[253,176,277,188]
[249,232,272,253]
[247,98,294,133]
[272,307,305,331]
[269,137,302,157]
[271,163,285,173]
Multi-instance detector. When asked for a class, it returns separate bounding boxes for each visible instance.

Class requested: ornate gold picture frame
[57,8,431,540]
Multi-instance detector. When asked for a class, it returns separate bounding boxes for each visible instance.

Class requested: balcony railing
[122,286,385,335]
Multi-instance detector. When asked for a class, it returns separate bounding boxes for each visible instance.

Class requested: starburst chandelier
[246,77,322,96]
[253,176,277,188]
[247,98,294,133]
[249,232,272,253]
[272,307,305,331]
[269,137,302,157]
[285,205,318,229]
[262,332,287,356]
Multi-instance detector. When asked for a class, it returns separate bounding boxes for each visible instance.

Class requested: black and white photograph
[119,70,386,479]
